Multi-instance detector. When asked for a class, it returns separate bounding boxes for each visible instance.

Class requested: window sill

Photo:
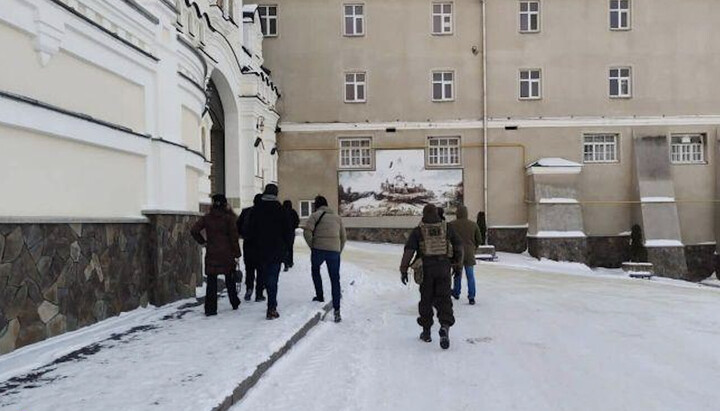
[670,162,708,166]
[609,96,632,100]
[609,27,632,32]
[344,100,367,104]
[343,34,366,38]
[432,99,455,103]
[425,163,463,169]
[519,30,541,34]
[519,97,542,101]
[431,32,454,36]
[583,160,620,165]
[338,167,375,172]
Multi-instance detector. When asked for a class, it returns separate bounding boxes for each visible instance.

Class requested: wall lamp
[271,146,279,155]
[254,137,263,147]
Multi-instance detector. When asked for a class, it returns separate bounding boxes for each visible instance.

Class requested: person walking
[246,184,291,320]
[282,200,300,272]
[191,194,242,316]
[449,205,482,305]
[400,204,463,349]
[237,194,265,302]
[303,196,346,323]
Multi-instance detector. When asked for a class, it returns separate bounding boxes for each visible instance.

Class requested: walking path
[233,242,720,411]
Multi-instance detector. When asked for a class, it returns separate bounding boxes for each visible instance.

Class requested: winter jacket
[303,206,347,253]
[191,208,241,275]
[236,206,258,265]
[245,195,291,265]
[449,205,483,266]
[285,208,300,231]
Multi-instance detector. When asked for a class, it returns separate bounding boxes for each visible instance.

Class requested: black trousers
[283,234,296,268]
[205,273,240,314]
[244,260,265,296]
[417,259,455,329]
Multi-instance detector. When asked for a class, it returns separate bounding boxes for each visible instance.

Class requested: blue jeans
[260,263,281,310]
[453,265,476,299]
[311,249,342,310]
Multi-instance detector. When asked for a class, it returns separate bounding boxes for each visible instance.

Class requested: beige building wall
[486,0,720,118]
[264,0,483,123]
[0,23,146,133]
[0,125,146,218]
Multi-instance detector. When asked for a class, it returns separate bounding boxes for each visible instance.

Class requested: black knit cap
[264,184,279,196]
[211,194,227,208]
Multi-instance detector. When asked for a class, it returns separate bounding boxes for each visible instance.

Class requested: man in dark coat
[245,184,291,320]
[237,194,265,301]
[282,200,300,272]
[450,205,483,305]
[400,204,463,349]
[191,194,241,316]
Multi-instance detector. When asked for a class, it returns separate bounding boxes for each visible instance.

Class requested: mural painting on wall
[338,149,464,217]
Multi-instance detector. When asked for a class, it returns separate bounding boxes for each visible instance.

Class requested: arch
[207,66,241,205]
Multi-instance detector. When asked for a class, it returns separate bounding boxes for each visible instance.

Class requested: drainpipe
[481,0,489,244]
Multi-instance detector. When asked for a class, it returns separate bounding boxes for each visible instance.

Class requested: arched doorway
[206,79,225,195]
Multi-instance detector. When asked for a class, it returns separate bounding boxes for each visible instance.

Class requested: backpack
[411,222,453,285]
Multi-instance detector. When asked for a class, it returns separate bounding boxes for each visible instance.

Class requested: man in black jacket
[400,204,463,349]
[282,200,300,272]
[237,194,264,302]
[245,184,291,319]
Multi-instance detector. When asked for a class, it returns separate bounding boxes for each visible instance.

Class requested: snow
[231,243,720,411]
[529,230,587,238]
[4,242,720,411]
[645,239,684,247]
[641,197,675,203]
[538,198,578,204]
[527,157,583,168]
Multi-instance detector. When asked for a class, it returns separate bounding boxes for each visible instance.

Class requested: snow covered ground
[233,242,720,411]
[2,240,720,411]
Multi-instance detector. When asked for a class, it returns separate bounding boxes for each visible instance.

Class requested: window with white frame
[609,67,631,98]
[427,137,461,167]
[299,200,314,218]
[258,5,278,37]
[519,1,540,32]
[609,0,631,30]
[671,134,705,164]
[583,134,618,163]
[344,4,365,36]
[432,3,453,35]
[432,71,454,101]
[344,72,366,103]
[339,137,373,169]
[519,69,541,99]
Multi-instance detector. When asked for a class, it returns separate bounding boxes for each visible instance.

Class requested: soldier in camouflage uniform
[400,204,463,349]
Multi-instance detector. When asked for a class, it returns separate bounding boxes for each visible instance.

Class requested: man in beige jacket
[303,196,347,322]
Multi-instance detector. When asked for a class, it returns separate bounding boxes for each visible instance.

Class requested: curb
[210,302,333,411]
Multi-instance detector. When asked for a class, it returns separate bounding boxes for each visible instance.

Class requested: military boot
[419,327,432,342]
[439,326,450,350]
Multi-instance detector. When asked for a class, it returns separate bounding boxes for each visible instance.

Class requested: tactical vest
[418,221,452,258]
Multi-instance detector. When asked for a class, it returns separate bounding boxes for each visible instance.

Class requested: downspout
[481,0,489,244]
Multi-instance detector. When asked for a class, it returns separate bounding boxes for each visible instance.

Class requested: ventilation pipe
[481,0,489,244]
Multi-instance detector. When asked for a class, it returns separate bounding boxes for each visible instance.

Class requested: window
[519,1,540,32]
[339,137,373,169]
[299,200,314,218]
[583,134,618,163]
[432,71,454,101]
[344,4,364,36]
[519,69,541,99]
[432,3,453,35]
[610,0,631,30]
[671,134,705,164]
[609,67,631,98]
[258,5,278,37]
[344,72,366,103]
[427,137,461,167]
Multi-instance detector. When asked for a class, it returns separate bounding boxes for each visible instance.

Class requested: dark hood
[421,204,441,224]
[456,205,468,219]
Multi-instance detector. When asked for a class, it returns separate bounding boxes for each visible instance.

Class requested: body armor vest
[419,221,452,258]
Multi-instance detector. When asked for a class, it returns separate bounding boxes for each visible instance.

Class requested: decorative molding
[33,6,66,66]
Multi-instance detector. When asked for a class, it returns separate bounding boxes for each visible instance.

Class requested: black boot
[266,308,279,320]
[419,327,432,342]
[439,326,450,350]
[334,309,342,323]
[244,290,252,301]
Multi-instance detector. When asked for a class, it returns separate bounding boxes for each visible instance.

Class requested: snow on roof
[526,157,583,168]
[243,4,258,21]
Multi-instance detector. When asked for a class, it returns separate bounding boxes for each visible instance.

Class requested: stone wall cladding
[488,228,528,253]
[0,215,202,355]
[587,236,630,268]
[646,246,688,280]
[345,228,413,244]
[528,237,588,264]
[684,244,715,282]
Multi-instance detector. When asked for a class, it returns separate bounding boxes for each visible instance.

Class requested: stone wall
[0,214,201,354]
[587,236,630,268]
[488,227,527,253]
[528,237,588,264]
[646,246,689,280]
[345,228,413,244]
[684,244,715,282]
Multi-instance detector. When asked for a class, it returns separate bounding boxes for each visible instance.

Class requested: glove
[401,271,408,285]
